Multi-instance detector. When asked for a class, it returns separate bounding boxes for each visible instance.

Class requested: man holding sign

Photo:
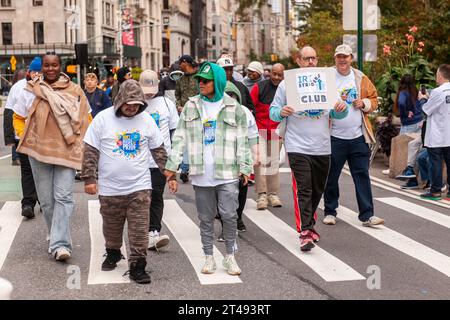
[270,46,345,252]
[323,44,385,227]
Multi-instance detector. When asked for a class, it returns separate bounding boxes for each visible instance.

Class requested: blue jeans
[29,157,76,253]
[417,149,432,183]
[400,121,423,135]
[427,147,450,193]
[324,136,374,222]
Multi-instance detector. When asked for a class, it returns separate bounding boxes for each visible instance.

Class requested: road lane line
[0,201,22,270]
[87,200,130,285]
[376,197,450,229]
[163,200,242,285]
[318,201,450,277]
[0,154,12,161]
[244,199,365,282]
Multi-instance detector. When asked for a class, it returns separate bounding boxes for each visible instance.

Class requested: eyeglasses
[197,78,212,84]
[302,56,317,62]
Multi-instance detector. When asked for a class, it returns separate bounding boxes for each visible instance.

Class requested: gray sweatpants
[193,181,239,255]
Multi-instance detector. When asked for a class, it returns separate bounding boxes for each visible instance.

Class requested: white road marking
[0,154,12,161]
[87,200,130,285]
[318,201,450,277]
[376,197,450,229]
[244,199,365,282]
[163,199,242,285]
[0,201,22,270]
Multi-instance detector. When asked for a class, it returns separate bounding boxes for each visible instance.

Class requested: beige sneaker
[362,216,385,227]
[148,231,170,251]
[323,215,336,225]
[54,248,71,261]
[201,255,216,274]
[268,194,282,207]
[222,254,241,275]
[256,193,268,210]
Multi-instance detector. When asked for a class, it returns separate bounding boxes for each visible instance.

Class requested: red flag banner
[122,8,135,46]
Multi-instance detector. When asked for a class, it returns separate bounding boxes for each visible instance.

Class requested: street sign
[343,34,378,62]
[343,0,380,31]
[10,56,16,72]
[66,65,77,73]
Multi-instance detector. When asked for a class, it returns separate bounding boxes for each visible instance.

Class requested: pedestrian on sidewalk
[165,62,253,276]
[394,74,423,135]
[323,44,385,227]
[4,59,41,219]
[250,63,285,210]
[420,64,450,201]
[81,79,175,284]
[269,46,345,252]
[13,53,90,261]
[140,70,179,251]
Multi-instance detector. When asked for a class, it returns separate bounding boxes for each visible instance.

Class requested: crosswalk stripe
[163,199,242,285]
[342,168,450,209]
[244,199,365,282]
[318,201,450,277]
[376,197,450,229]
[87,200,130,285]
[0,201,22,271]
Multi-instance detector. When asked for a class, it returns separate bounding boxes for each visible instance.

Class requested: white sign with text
[285,67,337,111]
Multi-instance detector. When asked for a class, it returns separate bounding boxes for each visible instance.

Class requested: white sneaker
[362,216,385,227]
[46,234,50,242]
[201,255,216,274]
[148,231,170,250]
[382,169,390,175]
[223,254,241,275]
[268,194,283,207]
[323,215,336,225]
[54,248,71,261]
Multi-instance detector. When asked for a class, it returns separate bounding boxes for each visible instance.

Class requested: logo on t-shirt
[340,87,358,107]
[203,120,217,145]
[150,112,161,127]
[113,130,142,159]
[446,95,450,104]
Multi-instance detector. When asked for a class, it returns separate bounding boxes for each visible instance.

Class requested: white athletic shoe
[201,255,217,274]
[323,215,336,225]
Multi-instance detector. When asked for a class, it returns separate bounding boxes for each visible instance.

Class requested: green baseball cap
[194,63,214,81]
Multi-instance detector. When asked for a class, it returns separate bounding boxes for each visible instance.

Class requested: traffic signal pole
[357,0,363,70]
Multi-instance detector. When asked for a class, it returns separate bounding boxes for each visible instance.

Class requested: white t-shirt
[190,99,238,187]
[423,82,450,148]
[5,79,28,139]
[331,70,363,140]
[271,80,331,155]
[145,96,179,168]
[242,105,258,141]
[12,85,37,118]
[83,107,164,196]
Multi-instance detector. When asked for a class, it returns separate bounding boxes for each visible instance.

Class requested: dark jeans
[427,147,450,193]
[417,149,432,183]
[12,144,19,161]
[324,136,374,222]
[15,140,38,209]
[149,168,166,232]
[288,153,330,232]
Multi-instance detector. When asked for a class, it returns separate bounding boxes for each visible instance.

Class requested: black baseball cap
[178,55,197,67]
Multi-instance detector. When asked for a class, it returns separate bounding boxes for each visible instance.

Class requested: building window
[103,36,115,55]
[163,0,168,10]
[34,22,44,44]
[105,3,111,26]
[1,0,11,7]
[212,36,216,46]
[2,23,12,45]
[32,0,43,5]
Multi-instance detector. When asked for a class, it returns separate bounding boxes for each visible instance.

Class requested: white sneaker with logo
[222,254,241,276]
[362,216,385,227]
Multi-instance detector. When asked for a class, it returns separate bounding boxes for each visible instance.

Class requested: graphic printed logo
[112,130,142,159]
[203,119,217,145]
[296,72,328,104]
[340,87,358,107]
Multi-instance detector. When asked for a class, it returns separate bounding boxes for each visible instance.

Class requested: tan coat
[17,74,90,170]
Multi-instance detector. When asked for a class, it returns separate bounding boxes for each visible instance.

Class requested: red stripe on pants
[291,172,317,233]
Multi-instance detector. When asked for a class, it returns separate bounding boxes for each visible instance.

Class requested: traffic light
[271,54,278,62]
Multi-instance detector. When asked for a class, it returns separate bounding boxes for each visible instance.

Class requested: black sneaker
[74,171,82,181]
[101,249,124,271]
[21,206,35,219]
[180,172,189,183]
[395,166,416,180]
[401,178,419,189]
[237,219,246,232]
[127,258,151,284]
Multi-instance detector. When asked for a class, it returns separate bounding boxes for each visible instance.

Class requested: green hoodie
[224,81,242,105]
[198,62,227,103]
